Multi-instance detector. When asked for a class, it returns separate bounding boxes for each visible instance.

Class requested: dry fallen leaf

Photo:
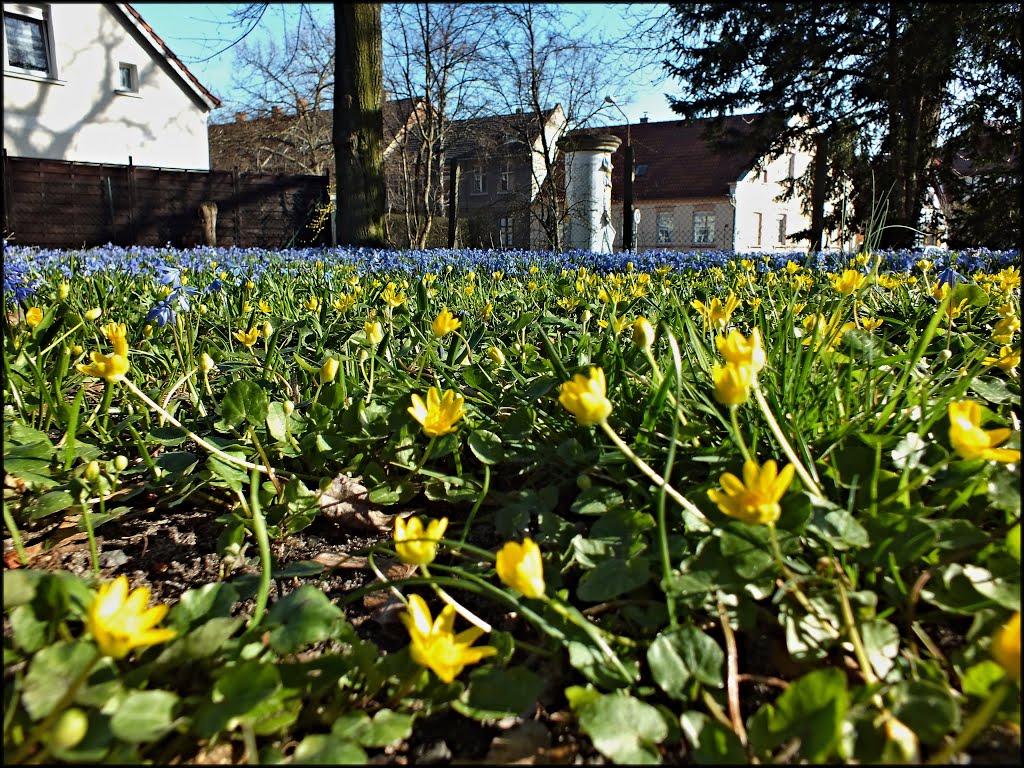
[479,720,553,765]
[318,473,394,532]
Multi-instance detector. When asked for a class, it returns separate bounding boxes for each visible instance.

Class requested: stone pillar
[556,133,621,253]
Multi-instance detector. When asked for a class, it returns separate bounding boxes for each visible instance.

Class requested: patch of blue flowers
[3,241,1020,307]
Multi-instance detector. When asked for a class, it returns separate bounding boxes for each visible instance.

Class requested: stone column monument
[556,133,621,253]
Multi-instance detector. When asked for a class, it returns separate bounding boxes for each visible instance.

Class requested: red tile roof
[120,3,221,109]
[574,113,777,201]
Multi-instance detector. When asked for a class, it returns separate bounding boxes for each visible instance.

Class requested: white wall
[3,3,211,169]
[732,149,812,252]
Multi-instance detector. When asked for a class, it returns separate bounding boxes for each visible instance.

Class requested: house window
[761,169,768,184]
[117,62,138,93]
[499,160,512,194]
[656,211,674,244]
[787,153,796,179]
[4,8,53,77]
[471,164,486,194]
[754,212,762,248]
[498,217,513,247]
[777,214,787,246]
[693,212,715,245]
[634,163,649,177]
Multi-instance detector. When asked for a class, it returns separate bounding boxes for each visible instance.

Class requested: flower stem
[421,564,492,632]
[409,436,437,476]
[244,467,272,628]
[3,504,28,566]
[459,464,490,545]
[753,384,825,499]
[729,405,753,463]
[599,420,709,527]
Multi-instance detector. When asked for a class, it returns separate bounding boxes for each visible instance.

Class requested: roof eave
[116,3,221,111]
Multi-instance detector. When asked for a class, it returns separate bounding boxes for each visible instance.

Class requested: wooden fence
[2,152,331,249]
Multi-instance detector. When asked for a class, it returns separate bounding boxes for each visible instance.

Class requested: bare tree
[210,6,335,175]
[382,3,493,248]
[480,4,638,249]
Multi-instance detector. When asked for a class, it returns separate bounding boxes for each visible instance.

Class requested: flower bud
[71,344,84,356]
[25,307,44,327]
[262,320,274,338]
[200,352,216,373]
[50,707,89,751]
[84,308,102,321]
[487,346,505,366]
[632,317,655,349]
[113,455,129,472]
[143,324,154,338]
[582,309,592,323]
[320,356,339,384]
[84,460,101,482]
[58,283,71,301]
[283,400,295,416]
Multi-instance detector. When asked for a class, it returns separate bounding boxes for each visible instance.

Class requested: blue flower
[169,285,199,312]
[936,265,966,288]
[146,301,175,327]
[153,265,182,288]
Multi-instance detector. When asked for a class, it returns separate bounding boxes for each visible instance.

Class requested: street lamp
[604,96,634,253]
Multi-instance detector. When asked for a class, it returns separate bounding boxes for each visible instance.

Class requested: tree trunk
[809,132,828,254]
[335,4,386,247]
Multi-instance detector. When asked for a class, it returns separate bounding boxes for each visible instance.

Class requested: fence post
[622,142,634,252]
[232,167,241,247]
[323,168,333,247]
[3,149,14,240]
[127,156,136,244]
[447,159,460,249]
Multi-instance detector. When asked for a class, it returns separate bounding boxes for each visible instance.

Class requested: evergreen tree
[663,2,1021,249]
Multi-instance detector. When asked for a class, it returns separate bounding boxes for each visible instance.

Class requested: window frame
[693,211,715,246]
[655,210,674,245]
[753,212,763,248]
[471,164,486,195]
[776,213,788,246]
[116,62,139,94]
[3,5,57,80]
[498,159,513,194]
[498,216,513,247]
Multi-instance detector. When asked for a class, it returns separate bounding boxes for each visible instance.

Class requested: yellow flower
[692,292,740,331]
[861,317,884,332]
[495,538,546,599]
[365,321,384,346]
[242,300,254,314]
[258,299,273,314]
[76,329,130,382]
[991,612,1021,681]
[917,259,933,272]
[432,308,462,337]
[948,400,1020,463]
[559,367,613,426]
[784,261,801,275]
[319,357,340,384]
[400,594,497,683]
[200,352,217,373]
[716,328,765,373]
[86,576,176,659]
[479,303,493,321]
[707,458,795,526]
[632,317,655,349]
[983,345,1020,375]
[303,296,321,312]
[711,361,754,406]
[233,327,261,348]
[100,322,129,358]
[333,294,356,313]
[408,387,465,437]
[832,269,866,296]
[26,306,43,327]
[394,515,448,565]
[84,308,102,321]
[992,315,1020,345]
[381,281,407,308]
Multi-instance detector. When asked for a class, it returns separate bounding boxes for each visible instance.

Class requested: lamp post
[604,96,634,253]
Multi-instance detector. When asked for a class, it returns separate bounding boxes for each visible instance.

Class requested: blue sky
[131,3,681,124]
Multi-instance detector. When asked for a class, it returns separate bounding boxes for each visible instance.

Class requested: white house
[3,3,219,169]
[586,115,854,253]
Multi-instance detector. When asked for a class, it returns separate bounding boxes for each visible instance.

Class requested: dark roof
[121,3,221,109]
[442,107,561,160]
[574,113,775,201]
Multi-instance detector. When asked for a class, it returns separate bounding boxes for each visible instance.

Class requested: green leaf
[806,503,870,550]
[155,451,199,477]
[841,328,886,363]
[889,679,959,745]
[648,625,724,699]
[576,693,668,764]
[4,569,43,608]
[292,734,367,764]
[718,525,775,579]
[194,661,280,738]
[988,468,1021,516]
[747,668,848,763]
[571,486,625,516]
[680,711,746,764]
[109,690,179,742]
[860,618,901,680]
[220,380,270,429]
[454,667,545,721]
[205,452,248,494]
[331,709,416,747]
[576,557,650,602]
[23,640,99,720]
[468,429,504,465]
[26,489,75,520]
[9,604,48,653]
[168,582,240,631]
[265,585,347,654]
[951,282,989,308]
[969,375,1014,404]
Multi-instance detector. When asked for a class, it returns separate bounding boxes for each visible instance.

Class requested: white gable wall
[3,3,211,169]
[732,148,813,252]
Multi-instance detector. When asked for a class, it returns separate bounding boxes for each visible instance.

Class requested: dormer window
[634,164,649,177]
